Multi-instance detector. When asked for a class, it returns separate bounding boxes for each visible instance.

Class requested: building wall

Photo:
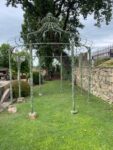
[76,67,113,103]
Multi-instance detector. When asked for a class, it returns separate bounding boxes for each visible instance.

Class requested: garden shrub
[33,71,43,85]
[12,80,30,98]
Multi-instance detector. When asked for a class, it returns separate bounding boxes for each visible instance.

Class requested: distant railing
[92,45,113,60]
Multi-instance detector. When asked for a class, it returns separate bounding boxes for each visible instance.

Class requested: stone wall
[75,67,113,103]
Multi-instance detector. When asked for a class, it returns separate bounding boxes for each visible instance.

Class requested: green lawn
[0,80,113,150]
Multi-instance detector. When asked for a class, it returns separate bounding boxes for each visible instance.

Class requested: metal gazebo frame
[26,13,78,115]
[8,13,92,116]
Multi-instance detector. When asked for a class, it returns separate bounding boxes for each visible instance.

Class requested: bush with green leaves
[33,72,43,85]
[12,80,30,98]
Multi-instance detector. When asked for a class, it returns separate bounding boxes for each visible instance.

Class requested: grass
[0,80,113,150]
[99,59,113,67]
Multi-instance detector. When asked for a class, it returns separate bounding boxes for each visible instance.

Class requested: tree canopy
[6,0,113,49]
[6,0,113,77]
[0,43,29,78]
[7,0,113,31]
[0,43,11,68]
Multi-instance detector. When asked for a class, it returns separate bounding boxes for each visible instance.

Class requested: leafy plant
[33,72,43,85]
[12,80,30,98]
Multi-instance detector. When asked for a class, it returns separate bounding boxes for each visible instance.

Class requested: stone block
[28,112,37,120]
[8,105,17,113]
[17,97,25,103]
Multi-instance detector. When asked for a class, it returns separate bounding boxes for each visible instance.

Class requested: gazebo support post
[60,52,63,92]
[71,37,78,114]
[16,54,25,102]
[17,57,21,98]
[87,47,91,102]
[29,43,34,113]
[38,55,42,96]
[28,42,37,119]
[8,48,13,102]
[79,53,83,95]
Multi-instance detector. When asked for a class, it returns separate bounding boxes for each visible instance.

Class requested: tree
[6,0,113,31]
[6,0,113,77]
[0,43,11,68]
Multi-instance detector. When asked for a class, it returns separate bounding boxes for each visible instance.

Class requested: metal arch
[8,13,93,115]
[9,41,91,115]
[25,40,79,115]
[27,13,71,41]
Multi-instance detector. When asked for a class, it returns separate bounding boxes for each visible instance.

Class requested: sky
[80,16,113,49]
[0,0,113,50]
[0,0,23,44]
